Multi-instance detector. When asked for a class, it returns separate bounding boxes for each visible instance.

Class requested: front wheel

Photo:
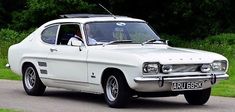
[184,88,211,105]
[22,64,46,96]
[104,74,131,108]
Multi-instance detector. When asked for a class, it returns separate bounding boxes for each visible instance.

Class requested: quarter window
[41,25,59,44]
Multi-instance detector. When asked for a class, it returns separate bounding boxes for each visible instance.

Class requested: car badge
[116,22,126,26]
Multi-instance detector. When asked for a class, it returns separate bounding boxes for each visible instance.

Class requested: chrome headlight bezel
[142,62,159,74]
[162,65,173,74]
[200,64,211,73]
[211,60,228,72]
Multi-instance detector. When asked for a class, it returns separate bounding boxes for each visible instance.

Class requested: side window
[57,24,81,45]
[41,25,59,44]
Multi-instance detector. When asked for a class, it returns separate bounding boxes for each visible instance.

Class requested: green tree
[164,0,234,38]
[1,0,235,38]
[0,0,26,28]
[0,2,6,27]
[106,0,235,38]
[11,0,95,30]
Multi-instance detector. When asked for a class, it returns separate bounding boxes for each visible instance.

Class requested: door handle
[50,48,58,52]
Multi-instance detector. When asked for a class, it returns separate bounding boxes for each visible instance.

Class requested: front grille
[171,64,202,73]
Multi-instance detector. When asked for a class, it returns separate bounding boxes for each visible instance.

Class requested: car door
[47,23,88,83]
[40,24,59,79]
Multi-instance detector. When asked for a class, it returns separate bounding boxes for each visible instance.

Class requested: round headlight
[162,65,173,74]
[200,64,211,73]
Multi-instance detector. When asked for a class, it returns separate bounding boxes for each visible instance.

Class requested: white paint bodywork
[7,16,228,94]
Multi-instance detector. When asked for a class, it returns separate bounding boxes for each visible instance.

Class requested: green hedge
[0,29,32,58]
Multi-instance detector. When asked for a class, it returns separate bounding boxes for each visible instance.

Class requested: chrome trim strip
[134,74,228,82]
[40,77,100,86]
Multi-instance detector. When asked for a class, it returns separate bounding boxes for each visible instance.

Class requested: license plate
[171,81,203,91]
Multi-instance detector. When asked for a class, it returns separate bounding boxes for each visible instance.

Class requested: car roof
[43,15,145,27]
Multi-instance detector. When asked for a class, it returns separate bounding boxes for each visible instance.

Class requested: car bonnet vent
[60,14,118,18]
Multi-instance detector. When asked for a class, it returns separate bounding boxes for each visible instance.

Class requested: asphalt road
[0,80,235,112]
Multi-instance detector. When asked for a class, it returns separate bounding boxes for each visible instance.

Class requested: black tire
[104,73,131,108]
[184,88,211,105]
[22,64,46,96]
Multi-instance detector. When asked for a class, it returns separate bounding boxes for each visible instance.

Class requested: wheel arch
[20,58,40,75]
[21,62,35,75]
[101,67,130,90]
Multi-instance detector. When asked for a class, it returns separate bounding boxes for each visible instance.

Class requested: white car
[7,14,228,108]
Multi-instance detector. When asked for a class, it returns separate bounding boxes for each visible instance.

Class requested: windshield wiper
[141,39,166,45]
[103,40,132,46]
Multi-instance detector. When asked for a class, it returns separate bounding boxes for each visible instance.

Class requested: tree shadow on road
[41,89,210,109]
[128,98,210,109]
[43,89,106,105]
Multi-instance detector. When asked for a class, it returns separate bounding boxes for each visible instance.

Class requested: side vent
[38,62,47,67]
[40,69,48,74]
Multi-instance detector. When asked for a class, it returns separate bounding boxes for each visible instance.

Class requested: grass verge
[0,59,21,80]
[0,108,21,112]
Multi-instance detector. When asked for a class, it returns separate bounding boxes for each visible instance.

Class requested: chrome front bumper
[134,74,228,82]
[132,73,228,92]
[134,73,228,88]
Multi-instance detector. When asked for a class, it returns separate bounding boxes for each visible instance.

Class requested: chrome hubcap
[106,75,119,101]
[24,67,36,89]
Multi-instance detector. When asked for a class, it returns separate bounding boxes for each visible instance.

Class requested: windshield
[84,22,160,45]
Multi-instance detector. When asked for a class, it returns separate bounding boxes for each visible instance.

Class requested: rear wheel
[104,73,131,108]
[184,88,211,105]
[23,64,46,96]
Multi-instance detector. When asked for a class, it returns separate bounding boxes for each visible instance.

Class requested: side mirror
[71,39,83,47]
[68,39,84,51]
[165,40,169,45]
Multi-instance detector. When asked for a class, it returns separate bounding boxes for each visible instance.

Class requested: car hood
[103,45,227,64]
